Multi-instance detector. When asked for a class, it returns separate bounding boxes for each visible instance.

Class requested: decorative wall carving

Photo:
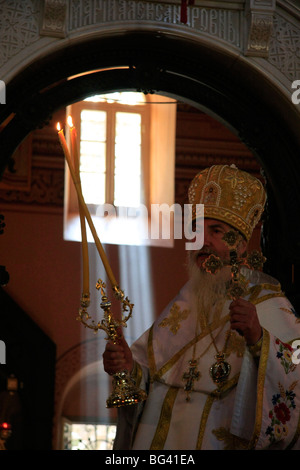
[0,165,64,207]
[40,0,67,38]
[245,13,273,56]
[0,0,299,86]
[0,136,32,192]
[269,14,300,81]
[0,123,64,209]
[0,0,40,68]
[67,0,242,48]
[244,0,276,57]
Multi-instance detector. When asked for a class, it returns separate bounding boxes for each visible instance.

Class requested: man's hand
[229,298,262,345]
[103,335,133,375]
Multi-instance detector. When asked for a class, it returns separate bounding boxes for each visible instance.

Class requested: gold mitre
[188,164,266,240]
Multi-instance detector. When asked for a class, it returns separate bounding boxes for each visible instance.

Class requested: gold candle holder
[57,121,147,408]
[78,280,147,408]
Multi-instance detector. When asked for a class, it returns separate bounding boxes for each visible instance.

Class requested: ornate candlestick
[57,121,147,408]
[78,280,147,408]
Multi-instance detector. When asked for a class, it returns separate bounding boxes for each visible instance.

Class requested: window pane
[114,112,141,207]
[114,173,141,207]
[80,110,106,141]
[80,172,105,205]
[80,110,107,204]
[80,141,105,159]
[115,145,140,176]
[115,112,141,144]
[80,154,105,173]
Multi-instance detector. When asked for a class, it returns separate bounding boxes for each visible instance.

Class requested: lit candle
[67,116,89,295]
[67,116,79,174]
[57,122,117,288]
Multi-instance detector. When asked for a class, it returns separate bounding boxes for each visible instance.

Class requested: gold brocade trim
[226,330,245,358]
[196,395,215,450]
[247,328,270,449]
[247,334,263,358]
[131,361,143,388]
[248,285,263,303]
[212,427,249,450]
[148,324,156,379]
[248,283,283,305]
[196,374,239,449]
[253,292,285,305]
[150,386,179,450]
[202,207,252,241]
[280,307,300,323]
[151,314,231,382]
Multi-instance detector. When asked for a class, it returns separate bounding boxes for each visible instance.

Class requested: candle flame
[56,122,61,131]
[67,115,74,128]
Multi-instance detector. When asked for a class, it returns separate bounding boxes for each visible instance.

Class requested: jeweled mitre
[188,165,266,240]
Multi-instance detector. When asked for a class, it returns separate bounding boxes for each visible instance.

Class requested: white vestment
[113,269,300,450]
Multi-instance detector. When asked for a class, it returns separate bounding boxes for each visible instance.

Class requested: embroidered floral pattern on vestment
[265,381,298,444]
[275,338,297,374]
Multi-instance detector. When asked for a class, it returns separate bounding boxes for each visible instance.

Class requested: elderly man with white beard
[103,164,300,450]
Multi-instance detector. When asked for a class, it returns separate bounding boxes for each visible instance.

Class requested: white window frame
[64,93,177,247]
[67,95,150,212]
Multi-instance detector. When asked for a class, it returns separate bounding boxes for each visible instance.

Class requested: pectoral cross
[182,359,201,401]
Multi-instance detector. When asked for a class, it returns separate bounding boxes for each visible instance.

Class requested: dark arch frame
[1,30,299,302]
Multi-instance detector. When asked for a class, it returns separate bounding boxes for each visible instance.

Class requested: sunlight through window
[80,110,106,205]
[64,92,176,247]
[114,112,141,207]
[85,91,146,105]
[78,92,145,208]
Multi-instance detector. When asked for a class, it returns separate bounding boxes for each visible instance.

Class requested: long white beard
[187,253,231,327]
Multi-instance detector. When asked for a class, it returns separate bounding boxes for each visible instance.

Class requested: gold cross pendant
[182,359,201,402]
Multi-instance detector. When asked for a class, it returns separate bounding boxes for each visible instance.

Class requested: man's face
[193,218,247,270]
